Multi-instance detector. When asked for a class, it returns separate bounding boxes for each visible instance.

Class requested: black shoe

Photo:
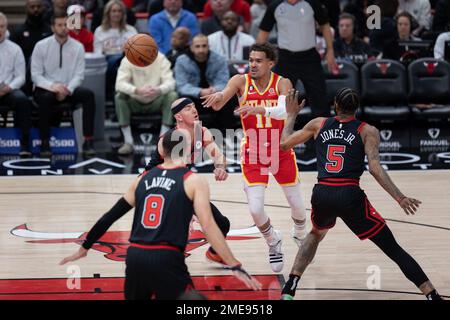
[40,140,52,157]
[82,139,96,156]
[19,145,32,157]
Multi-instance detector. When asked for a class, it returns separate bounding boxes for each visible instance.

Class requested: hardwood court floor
[0,171,449,300]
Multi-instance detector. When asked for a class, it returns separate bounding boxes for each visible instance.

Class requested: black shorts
[311,180,386,240]
[124,244,193,300]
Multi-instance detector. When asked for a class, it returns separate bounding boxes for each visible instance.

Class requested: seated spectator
[383,11,422,61]
[148,0,199,54]
[67,0,97,13]
[203,0,251,33]
[67,4,94,52]
[201,0,233,36]
[10,0,53,95]
[94,0,137,99]
[432,0,450,32]
[342,0,372,40]
[0,13,33,156]
[166,26,191,68]
[250,0,277,41]
[31,12,96,157]
[43,0,69,24]
[208,11,255,61]
[434,31,450,59]
[316,22,335,60]
[91,0,136,32]
[115,52,177,155]
[174,34,236,133]
[370,0,399,54]
[147,0,204,15]
[398,0,432,36]
[333,13,374,65]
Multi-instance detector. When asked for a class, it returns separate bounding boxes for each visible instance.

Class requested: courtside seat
[408,58,450,122]
[361,59,410,122]
[322,60,360,106]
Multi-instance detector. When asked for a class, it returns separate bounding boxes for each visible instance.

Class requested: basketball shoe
[268,230,284,272]
[205,248,227,267]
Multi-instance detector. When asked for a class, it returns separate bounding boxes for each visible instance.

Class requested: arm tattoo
[281,114,296,143]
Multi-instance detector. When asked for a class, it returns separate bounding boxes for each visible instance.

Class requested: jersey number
[141,194,165,229]
[325,145,346,173]
[255,114,272,128]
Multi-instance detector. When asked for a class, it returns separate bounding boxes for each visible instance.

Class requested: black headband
[171,98,194,115]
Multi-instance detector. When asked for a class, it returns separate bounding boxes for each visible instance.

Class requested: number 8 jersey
[130,166,194,251]
[316,117,367,179]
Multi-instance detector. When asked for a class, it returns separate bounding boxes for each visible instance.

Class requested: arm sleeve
[264,95,287,120]
[82,197,133,249]
[30,43,54,91]
[67,45,85,94]
[259,1,278,32]
[10,46,26,90]
[310,0,329,26]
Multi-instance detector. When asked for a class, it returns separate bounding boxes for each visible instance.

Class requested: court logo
[379,130,402,151]
[10,224,260,262]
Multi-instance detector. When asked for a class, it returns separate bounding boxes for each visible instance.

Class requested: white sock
[160,124,171,135]
[121,126,134,145]
[261,224,278,245]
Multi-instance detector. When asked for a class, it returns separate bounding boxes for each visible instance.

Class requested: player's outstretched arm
[362,125,421,215]
[59,177,139,265]
[184,173,261,291]
[202,128,228,181]
[201,74,244,111]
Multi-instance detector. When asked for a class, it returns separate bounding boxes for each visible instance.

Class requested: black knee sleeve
[210,203,230,237]
[370,226,429,288]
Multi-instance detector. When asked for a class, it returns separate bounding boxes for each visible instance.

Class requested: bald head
[171,27,191,49]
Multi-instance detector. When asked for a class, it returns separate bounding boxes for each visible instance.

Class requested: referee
[257,0,338,117]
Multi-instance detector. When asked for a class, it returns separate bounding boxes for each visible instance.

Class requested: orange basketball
[124,34,158,67]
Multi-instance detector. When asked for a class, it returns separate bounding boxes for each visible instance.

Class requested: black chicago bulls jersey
[130,166,194,251]
[316,117,367,179]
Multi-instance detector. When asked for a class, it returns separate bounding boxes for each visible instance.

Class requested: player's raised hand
[234,105,265,118]
[398,197,421,215]
[227,265,262,291]
[59,247,88,265]
[201,92,223,109]
[286,89,305,115]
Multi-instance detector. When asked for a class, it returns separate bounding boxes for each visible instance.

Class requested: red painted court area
[0,275,282,300]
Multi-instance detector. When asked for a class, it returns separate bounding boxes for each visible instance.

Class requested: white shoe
[118,143,134,155]
[268,230,284,272]
[291,226,307,248]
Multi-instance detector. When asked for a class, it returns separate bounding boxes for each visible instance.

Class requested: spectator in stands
[398,0,432,36]
[175,34,236,133]
[115,52,177,155]
[67,0,97,13]
[208,11,255,61]
[31,12,96,157]
[94,0,137,99]
[432,0,450,32]
[434,31,450,59]
[67,4,94,52]
[333,13,374,65]
[43,0,69,24]
[383,11,422,61]
[369,0,399,55]
[342,0,374,40]
[203,0,251,33]
[148,0,199,54]
[10,0,53,95]
[201,0,234,35]
[91,0,136,32]
[0,13,33,156]
[166,26,191,68]
[147,0,205,15]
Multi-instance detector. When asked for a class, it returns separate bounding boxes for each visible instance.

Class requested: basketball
[124,34,158,67]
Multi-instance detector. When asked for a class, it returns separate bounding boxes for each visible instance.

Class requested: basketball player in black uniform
[237,88,443,300]
[145,97,232,266]
[60,129,261,299]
